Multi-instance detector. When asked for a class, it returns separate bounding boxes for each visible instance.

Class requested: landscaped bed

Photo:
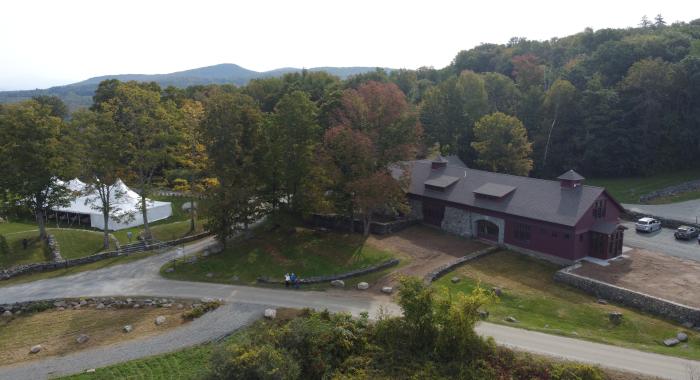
[0,297,219,366]
[160,215,395,286]
[435,250,700,360]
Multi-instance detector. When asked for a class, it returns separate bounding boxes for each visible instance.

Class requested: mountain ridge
[0,63,390,109]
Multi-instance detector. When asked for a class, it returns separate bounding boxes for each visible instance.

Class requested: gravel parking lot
[622,221,700,262]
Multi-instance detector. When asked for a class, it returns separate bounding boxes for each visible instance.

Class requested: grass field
[588,168,700,204]
[0,228,105,268]
[161,214,395,285]
[0,305,188,366]
[435,250,700,360]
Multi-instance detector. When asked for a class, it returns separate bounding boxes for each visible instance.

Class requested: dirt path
[572,248,700,308]
[366,226,488,291]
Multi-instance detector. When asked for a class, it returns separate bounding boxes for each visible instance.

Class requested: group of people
[284,272,301,289]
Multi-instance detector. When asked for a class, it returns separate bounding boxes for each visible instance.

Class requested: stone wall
[423,246,500,283]
[0,231,213,281]
[505,243,574,266]
[441,206,472,237]
[639,179,700,203]
[309,214,419,236]
[257,258,400,285]
[554,265,700,325]
[47,234,63,262]
[623,209,700,230]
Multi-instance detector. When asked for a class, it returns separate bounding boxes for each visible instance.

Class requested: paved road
[1,238,699,379]
[624,200,700,225]
[622,221,700,262]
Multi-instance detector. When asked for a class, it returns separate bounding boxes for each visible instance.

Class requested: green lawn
[436,250,700,360]
[161,215,395,285]
[0,228,105,268]
[588,168,700,204]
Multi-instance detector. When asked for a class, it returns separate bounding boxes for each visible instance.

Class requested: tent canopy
[51,179,172,231]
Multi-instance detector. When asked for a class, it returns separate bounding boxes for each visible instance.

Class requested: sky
[1,0,698,90]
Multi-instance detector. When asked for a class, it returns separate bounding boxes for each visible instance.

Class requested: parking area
[573,248,700,308]
[622,221,700,262]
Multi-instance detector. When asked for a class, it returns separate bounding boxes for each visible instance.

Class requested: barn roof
[403,159,616,227]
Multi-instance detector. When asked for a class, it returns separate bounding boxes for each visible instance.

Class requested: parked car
[635,217,661,233]
[674,225,699,240]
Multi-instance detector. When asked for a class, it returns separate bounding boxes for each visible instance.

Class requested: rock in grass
[683,321,694,329]
[664,338,680,347]
[492,287,503,297]
[123,325,133,333]
[677,332,689,342]
[608,311,623,325]
[76,334,89,344]
[264,308,277,319]
[505,316,519,323]
[357,282,369,290]
[30,345,42,354]
[155,316,166,325]
[478,310,489,319]
[331,280,345,288]
[597,299,608,305]
[451,276,460,284]
[96,303,105,310]
[206,272,214,278]
[2,310,11,317]
[381,286,393,294]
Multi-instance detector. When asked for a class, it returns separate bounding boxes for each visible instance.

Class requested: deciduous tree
[471,112,533,176]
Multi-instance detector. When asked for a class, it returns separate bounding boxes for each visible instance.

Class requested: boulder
[30,345,42,354]
[381,286,393,294]
[683,321,694,329]
[451,276,461,284]
[505,316,519,323]
[126,298,133,304]
[2,310,12,317]
[264,308,277,319]
[206,272,214,278]
[478,310,489,319]
[176,304,184,309]
[123,325,133,333]
[155,316,166,325]
[331,280,345,288]
[57,307,65,312]
[608,311,623,325]
[492,287,503,297]
[133,304,140,309]
[85,369,96,373]
[357,282,370,290]
[54,301,67,308]
[597,299,608,305]
[181,201,197,211]
[664,338,680,347]
[677,332,689,342]
[76,334,90,344]
[96,303,105,310]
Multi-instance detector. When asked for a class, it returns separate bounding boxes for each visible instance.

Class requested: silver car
[635,217,661,232]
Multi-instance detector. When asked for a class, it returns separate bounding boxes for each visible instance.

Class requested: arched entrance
[476,220,500,242]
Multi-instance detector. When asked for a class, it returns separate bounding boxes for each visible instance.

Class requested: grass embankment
[588,168,700,204]
[436,250,700,360]
[161,214,395,286]
[0,228,105,268]
[0,306,188,365]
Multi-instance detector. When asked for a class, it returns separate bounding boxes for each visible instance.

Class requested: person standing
[284,273,291,288]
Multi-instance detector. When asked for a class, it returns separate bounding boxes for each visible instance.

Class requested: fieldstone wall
[47,234,63,262]
[441,206,472,237]
[554,265,700,325]
[0,296,206,316]
[639,179,700,203]
[408,198,423,220]
[0,231,213,281]
[310,214,419,235]
[423,246,500,284]
[622,209,700,230]
[257,258,400,285]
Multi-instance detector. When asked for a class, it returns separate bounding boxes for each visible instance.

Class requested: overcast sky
[1,0,698,90]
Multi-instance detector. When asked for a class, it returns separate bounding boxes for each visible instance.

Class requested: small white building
[51,179,172,231]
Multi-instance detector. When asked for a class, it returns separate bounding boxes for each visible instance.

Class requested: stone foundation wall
[409,198,423,220]
[505,243,573,266]
[441,206,472,237]
[554,265,700,325]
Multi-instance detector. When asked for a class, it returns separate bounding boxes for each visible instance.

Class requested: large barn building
[398,156,625,265]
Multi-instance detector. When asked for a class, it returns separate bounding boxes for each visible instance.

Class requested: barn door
[422,200,445,227]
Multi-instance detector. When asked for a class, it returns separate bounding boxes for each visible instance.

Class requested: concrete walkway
[1,238,699,379]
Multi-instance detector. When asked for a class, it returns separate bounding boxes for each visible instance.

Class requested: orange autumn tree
[324,81,421,235]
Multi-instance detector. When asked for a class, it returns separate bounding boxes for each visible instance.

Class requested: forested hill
[0,64,387,110]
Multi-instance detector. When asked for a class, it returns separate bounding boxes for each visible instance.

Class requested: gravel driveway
[622,222,700,262]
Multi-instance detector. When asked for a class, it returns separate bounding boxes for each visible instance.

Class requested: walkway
[0,238,699,379]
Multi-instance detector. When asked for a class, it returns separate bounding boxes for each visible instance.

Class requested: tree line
[2,17,699,246]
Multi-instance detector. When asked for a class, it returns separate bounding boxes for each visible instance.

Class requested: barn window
[593,199,607,219]
[564,233,570,239]
[515,223,531,241]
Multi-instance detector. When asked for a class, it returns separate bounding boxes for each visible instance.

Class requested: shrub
[182,300,222,321]
[0,234,9,255]
[209,344,299,380]
[550,363,605,380]
[24,300,53,313]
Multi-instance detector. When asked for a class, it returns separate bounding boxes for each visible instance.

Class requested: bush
[24,300,53,313]
[182,300,222,320]
[550,363,605,380]
[0,234,9,255]
[209,344,299,380]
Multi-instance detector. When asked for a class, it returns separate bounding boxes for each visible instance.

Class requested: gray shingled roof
[473,183,517,198]
[557,170,585,181]
[425,175,460,189]
[407,160,606,227]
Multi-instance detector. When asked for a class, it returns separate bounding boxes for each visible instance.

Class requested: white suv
[635,217,661,233]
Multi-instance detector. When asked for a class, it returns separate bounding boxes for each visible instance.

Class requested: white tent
[51,179,173,231]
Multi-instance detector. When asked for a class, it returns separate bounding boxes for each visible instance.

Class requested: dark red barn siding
[574,191,624,260]
[503,217,577,261]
